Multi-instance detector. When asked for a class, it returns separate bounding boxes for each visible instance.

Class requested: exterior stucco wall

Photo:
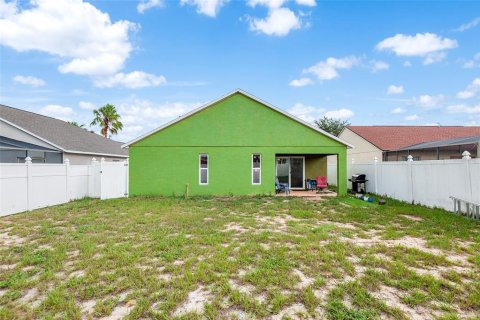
[129,93,348,196]
[305,155,327,179]
[337,128,383,163]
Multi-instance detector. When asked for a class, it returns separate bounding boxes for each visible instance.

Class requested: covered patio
[275,189,337,199]
[275,153,342,195]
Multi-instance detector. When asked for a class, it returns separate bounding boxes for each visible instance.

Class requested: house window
[199,154,208,185]
[252,154,261,184]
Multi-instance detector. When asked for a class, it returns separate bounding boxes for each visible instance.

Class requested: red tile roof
[346,126,480,151]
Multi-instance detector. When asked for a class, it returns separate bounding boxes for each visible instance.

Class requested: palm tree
[68,121,85,128]
[90,104,123,138]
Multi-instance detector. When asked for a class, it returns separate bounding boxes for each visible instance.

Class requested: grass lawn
[0,195,479,320]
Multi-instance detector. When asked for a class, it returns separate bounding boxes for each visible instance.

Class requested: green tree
[314,116,350,137]
[90,104,123,138]
[68,121,85,128]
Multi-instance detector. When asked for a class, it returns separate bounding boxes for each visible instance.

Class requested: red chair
[316,176,328,192]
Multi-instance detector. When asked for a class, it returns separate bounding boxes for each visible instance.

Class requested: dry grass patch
[0,195,479,319]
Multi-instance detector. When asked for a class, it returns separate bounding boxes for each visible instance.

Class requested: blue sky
[1,0,479,142]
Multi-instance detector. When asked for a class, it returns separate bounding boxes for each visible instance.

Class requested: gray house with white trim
[0,104,128,164]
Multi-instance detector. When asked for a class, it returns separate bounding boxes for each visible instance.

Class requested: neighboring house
[0,104,128,164]
[123,90,352,196]
[339,126,480,162]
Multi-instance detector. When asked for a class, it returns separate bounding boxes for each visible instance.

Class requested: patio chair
[306,179,317,191]
[316,176,328,192]
[275,177,289,195]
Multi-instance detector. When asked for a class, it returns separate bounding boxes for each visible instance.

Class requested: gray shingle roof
[0,104,128,157]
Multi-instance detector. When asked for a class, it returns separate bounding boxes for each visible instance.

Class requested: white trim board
[122,89,354,149]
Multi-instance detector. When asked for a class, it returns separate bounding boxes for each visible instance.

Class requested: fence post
[100,158,105,200]
[64,158,70,202]
[25,157,32,211]
[463,151,473,203]
[407,155,414,203]
[373,156,378,194]
[124,158,129,197]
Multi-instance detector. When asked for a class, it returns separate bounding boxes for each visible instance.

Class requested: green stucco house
[123,90,351,196]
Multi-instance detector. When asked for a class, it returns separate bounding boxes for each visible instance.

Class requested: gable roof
[123,89,353,148]
[0,104,128,157]
[346,126,480,151]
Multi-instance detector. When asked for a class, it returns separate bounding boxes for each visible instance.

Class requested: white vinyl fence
[0,157,129,217]
[328,153,480,212]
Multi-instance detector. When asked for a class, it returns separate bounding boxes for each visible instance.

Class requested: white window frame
[252,154,261,185]
[199,154,208,185]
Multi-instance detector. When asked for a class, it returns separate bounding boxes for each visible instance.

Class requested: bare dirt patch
[400,214,423,222]
[223,222,249,234]
[292,268,314,289]
[173,285,213,317]
[271,303,310,320]
[0,231,26,247]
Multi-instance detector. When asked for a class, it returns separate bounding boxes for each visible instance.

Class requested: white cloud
[137,0,163,13]
[79,101,96,110]
[370,60,389,72]
[116,99,202,141]
[13,75,45,87]
[180,0,228,17]
[289,77,313,87]
[247,0,286,9]
[0,0,137,76]
[324,108,354,120]
[423,51,447,65]
[387,85,404,95]
[463,52,480,68]
[403,61,412,67]
[376,33,458,65]
[413,94,444,108]
[39,104,74,121]
[0,0,16,18]
[295,0,316,6]
[287,103,325,123]
[455,17,480,32]
[249,7,300,36]
[304,56,360,81]
[391,107,406,114]
[457,78,480,99]
[93,71,167,88]
[404,114,419,121]
[447,104,480,114]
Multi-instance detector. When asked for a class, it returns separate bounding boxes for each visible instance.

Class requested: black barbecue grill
[349,174,368,194]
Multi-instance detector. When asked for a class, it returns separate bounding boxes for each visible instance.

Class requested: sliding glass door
[275,157,305,189]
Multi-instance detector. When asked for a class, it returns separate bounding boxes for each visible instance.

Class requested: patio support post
[337,150,347,196]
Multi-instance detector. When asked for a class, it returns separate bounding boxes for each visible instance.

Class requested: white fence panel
[69,165,91,200]
[327,164,337,186]
[29,164,66,210]
[470,159,480,204]
[0,164,28,215]
[0,158,128,217]
[330,155,479,212]
[376,162,410,202]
